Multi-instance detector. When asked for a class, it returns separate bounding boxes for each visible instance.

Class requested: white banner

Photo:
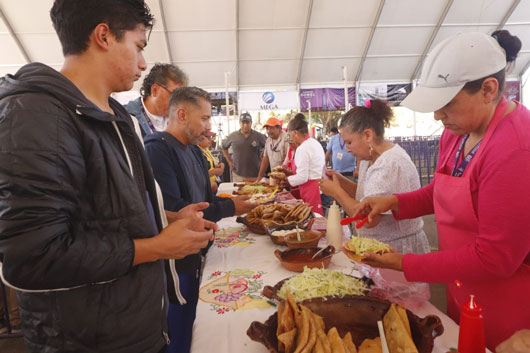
[239,91,300,111]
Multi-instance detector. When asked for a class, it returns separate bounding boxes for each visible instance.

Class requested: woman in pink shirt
[354,30,530,350]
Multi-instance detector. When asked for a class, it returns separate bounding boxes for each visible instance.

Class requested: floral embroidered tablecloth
[213,226,255,248]
[190,212,464,353]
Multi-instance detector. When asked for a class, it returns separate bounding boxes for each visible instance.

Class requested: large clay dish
[262,275,372,302]
[247,295,444,352]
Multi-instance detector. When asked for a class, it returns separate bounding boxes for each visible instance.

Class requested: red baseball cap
[263,117,282,127]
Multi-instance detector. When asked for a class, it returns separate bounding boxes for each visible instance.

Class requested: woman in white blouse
[280,113,325,215]
[320,100,429,253]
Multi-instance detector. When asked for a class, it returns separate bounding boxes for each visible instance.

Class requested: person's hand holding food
[362,252,403,271]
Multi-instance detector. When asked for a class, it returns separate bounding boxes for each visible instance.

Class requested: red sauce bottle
[458,294,486,353]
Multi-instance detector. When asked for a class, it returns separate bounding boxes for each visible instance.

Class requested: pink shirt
[395,102,530,283]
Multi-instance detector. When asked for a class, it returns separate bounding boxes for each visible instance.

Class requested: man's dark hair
[50,0,154,56]
[330,127,339,134]
[140,63,189,98]
[169,87,212,111]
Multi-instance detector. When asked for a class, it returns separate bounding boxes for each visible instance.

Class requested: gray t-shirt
[222,129,267,177]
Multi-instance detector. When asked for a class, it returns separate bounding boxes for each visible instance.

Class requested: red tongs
[340,214,369,229]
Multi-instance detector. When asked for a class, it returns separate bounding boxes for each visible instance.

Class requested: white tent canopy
[1,0,530,94]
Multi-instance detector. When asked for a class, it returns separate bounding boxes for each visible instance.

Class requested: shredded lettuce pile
[277,267,368,302]
[346,236,392,255]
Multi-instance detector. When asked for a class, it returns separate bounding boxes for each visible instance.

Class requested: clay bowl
[247,295,444,353]
[267,229,291,245]
[284,231,322,248]
[263,218,316,244]
[274,246,335,272]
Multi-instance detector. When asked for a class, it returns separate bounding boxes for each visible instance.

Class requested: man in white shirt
[255,116,289,181]
[125,63,188,138]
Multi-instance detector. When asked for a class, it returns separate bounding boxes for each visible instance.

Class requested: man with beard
[144,86,255,353]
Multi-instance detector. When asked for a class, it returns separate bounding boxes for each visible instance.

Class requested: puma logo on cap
[438,74,450,82]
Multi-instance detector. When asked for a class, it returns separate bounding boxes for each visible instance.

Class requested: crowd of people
[0,0,528,353]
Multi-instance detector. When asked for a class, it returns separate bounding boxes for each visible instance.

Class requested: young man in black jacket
[144,87,256,353]
[0,1,215,352]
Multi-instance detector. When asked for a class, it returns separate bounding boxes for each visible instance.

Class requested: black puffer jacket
[0,63,168,352]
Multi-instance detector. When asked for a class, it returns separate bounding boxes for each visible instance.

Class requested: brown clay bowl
[274,246,335,272]
[284,231,322,248]
[264,218,316,245]
[247,295,444,352]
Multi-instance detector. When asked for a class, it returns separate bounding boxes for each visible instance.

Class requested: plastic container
[326,201,343,250]
[458,294,486,353]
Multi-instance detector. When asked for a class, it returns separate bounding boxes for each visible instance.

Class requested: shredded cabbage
[277,267,368,302]
[346,236,392,255]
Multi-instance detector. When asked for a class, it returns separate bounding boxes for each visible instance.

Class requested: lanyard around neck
[338,136,345,150]
[451,135,481,177]
[270,136,282,152]
[140,103,157,133]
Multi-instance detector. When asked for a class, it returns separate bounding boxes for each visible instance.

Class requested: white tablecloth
[190,216,463,353]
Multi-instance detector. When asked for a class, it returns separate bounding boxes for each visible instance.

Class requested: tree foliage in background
[312,110,343,135]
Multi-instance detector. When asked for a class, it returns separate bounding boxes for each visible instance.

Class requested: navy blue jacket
[144,132,235,301]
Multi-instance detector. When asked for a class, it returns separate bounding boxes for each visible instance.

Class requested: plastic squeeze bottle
[458,294,486,353]
[326,201,343,250]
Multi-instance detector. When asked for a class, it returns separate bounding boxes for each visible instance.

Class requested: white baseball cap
[402,32,507,113]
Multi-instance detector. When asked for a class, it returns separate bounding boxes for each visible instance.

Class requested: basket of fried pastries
[247,290,444,353]
[236,202,314,235]
[343,236,393,262]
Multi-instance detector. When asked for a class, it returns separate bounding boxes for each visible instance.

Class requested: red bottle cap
[462,295,482,315]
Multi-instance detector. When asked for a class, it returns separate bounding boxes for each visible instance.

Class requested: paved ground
[0,215,445,352]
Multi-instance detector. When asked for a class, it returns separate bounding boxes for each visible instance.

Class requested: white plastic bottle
[326,201,343,250]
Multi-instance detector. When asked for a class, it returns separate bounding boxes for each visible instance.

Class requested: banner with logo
[299,87,355,112]
[504,81,520,102]
[238,91,300,111]
[299,88,323,112]
[357,83,411,106]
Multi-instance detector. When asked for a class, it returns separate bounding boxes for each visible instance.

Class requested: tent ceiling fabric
[0,0,529,92]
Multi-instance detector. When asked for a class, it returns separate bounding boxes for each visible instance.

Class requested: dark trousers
[165,273,200,353]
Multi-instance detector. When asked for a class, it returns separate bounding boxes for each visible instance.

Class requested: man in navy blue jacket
[144,86,255,353]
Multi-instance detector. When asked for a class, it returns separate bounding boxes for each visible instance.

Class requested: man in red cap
[256,116,290,181]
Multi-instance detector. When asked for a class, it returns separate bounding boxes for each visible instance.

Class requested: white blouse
[287,137,325,187]
[355,144,429,254]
